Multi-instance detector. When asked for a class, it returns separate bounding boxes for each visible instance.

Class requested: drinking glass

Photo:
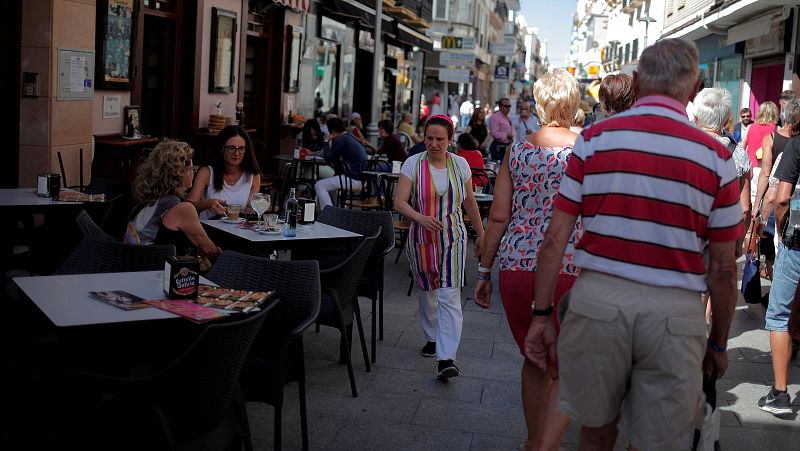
[225,203,241,220]
[250,193,271,229]
[265,214,279,230]
[474,185,484,195]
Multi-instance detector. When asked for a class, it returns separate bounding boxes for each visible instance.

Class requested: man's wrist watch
[531,304,554,317]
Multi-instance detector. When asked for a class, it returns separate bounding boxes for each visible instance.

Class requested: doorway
[750,60,784,114]
[1,0,21,187]
[140,14,177,138]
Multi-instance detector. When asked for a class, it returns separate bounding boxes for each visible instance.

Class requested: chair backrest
[318,206,394,256]
[396,131,413,150]
[75,210,115,241]
[319,228,379,315]
[85,178,134,239]
[206,252,321,341]
[81,194,121,231]
[471,168,496,192]
[55,236,175,275]
[149,303,275,440]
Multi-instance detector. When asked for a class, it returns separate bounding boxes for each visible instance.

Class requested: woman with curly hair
[125,140,220,266]
[189,125,261,219]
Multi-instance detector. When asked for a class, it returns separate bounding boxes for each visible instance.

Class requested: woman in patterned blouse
[473,69,582,451]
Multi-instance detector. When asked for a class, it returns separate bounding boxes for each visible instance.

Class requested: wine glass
[250,193,271,229]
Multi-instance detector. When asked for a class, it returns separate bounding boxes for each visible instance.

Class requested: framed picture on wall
[125,105,141,138]
[95,0,137,90]
[209,8,237,93]
[284,26,303,93]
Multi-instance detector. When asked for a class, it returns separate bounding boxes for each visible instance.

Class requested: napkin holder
[37,173,60,198]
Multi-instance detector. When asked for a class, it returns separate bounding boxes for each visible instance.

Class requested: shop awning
[324,0,394,33]
[396,23,434,53]
[726,7,790,45]
[272,0,310,12]
[661,0,796,42]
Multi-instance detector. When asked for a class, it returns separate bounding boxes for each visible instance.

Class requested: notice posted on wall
[103,95,121,119]
[69,55,91,93]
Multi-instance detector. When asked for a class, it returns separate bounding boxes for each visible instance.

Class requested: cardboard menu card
[89,290,150,310]
[144,299,228,323]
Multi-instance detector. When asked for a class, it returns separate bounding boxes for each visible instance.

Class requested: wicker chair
[54,236,175,275]
[74,210,115,241]
[317,229,378,397]
[206,252,320,451]
[63,302,276,451]
[318,207,394,363]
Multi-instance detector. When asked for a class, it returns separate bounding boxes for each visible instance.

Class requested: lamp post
[365,0,383,147]
[639,15,656,49]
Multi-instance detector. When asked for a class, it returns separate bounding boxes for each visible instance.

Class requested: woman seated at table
[299,119,335,179]
[188,125,261,219]
[456,133,485,188]
[125,140,221,268]
[377,119,408,163]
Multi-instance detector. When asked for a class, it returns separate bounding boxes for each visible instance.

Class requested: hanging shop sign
[439,68,472,83]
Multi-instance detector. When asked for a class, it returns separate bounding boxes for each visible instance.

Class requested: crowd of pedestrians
[393,37,799,450]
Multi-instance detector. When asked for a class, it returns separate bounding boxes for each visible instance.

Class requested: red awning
[273,0,309,12]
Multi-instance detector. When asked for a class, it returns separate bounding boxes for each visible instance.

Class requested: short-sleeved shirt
[555,95,744,292]
[774,135,800,187]
[400,152,471,194]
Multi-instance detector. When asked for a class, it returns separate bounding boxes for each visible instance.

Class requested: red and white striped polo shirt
[555,95,744,292]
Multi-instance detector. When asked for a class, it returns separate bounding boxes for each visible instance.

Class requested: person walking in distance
[394,115,485,380]
[489,98,515,161]
[525,39,743,450]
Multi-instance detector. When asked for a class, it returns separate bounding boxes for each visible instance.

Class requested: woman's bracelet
[707,338,726,353]
[478,265,492,274]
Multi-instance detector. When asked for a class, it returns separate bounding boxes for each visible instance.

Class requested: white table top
[201,219,361,243]
[0,188,82,207]
[13,271,209,327]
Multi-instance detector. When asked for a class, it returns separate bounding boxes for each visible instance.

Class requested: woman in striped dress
[394,115,485,379]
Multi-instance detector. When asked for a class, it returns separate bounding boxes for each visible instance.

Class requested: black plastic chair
[74,210,115,241]
[55,236,175,275]
[63,302,276,451]
[337,161,382,210]
[318,207,394,363]
[317,229,378,397]
[85,178,134,239]
[206,252,320,451]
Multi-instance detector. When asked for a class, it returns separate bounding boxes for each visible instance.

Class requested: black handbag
[741,220,762,304]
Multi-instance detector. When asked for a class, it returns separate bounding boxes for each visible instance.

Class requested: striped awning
[273,0,309,12]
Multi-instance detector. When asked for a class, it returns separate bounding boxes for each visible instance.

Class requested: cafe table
[0,188,83,211]
[12,270,213,327]
[201,219,362,257]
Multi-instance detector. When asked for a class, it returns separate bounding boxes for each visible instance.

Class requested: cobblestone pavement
[247,245,800,450]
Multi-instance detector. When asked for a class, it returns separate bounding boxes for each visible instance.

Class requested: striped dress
[406,152,468,290]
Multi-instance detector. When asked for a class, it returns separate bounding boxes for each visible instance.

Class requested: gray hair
[693,88,732,131]
[783,98,800,135]
[636,38,699,100]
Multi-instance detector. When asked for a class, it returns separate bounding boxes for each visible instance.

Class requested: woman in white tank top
[188,125,262,219]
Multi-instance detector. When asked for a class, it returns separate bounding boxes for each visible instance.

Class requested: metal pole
[365,0,383,147]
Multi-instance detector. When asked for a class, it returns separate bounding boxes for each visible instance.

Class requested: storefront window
[313,40,339,118]
[717,55,742,113]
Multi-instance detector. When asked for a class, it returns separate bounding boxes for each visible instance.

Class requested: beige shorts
[557,270,706,451]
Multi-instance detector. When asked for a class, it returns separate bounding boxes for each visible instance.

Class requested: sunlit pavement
[247,245,800,450]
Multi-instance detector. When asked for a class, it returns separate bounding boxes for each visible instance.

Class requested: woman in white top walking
[189,125,262,219]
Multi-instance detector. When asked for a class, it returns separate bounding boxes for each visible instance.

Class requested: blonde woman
[125,140,220,268]
[745,101,779,168]
[474,68,582,451]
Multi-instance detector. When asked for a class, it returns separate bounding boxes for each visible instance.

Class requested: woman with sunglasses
[189,125,262,219]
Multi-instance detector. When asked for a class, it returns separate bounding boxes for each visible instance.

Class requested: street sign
[490,37,515,56]
[439,52,475,67]
[494,65,509,80]
[439,35,476,51]
[439,68,471,83]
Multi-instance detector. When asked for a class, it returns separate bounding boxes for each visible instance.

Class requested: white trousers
[418,287,463,361]
[315,175,362,208]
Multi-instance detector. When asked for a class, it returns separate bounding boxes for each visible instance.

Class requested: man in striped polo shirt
[524,39,743,450]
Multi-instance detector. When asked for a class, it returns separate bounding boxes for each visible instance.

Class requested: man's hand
[702,347,728,378]
[524,317,557,372]
[416,215,444,232]
[473,279,492,308]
